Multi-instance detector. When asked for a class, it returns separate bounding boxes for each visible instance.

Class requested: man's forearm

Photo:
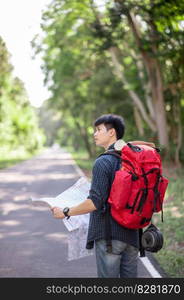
[51,198,97,219]
[68,198,96,216]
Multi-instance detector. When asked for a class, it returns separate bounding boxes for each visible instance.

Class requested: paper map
[31,177,94,260]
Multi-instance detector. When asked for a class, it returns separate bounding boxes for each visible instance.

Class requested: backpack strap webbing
[139,228,146,257]
[104,203,113,253]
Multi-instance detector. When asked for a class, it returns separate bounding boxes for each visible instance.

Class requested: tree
[0,36,45,153]
[33,0,184,163]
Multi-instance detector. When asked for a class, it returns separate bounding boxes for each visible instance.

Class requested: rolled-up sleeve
[87,157,112,210]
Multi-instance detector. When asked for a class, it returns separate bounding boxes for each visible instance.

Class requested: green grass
[0,146,44,169]
[152,169,184,277]
[67,147,94,176]
[70,148,184,278]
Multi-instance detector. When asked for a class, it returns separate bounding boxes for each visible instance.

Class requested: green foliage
[34,0,140,156]
[33,0,184,162]
[69,147,94,174]
[0,36,46,160]
[0,146,42,170]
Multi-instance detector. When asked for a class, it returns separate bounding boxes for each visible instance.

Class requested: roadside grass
[70,149,184,278]
[0,146,44,169]
[68,147,94,177]
[152,166,184,278]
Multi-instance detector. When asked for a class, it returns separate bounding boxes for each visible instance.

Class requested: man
[51,114,139,278]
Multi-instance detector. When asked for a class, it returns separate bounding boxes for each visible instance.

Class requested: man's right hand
[51,207,65,219]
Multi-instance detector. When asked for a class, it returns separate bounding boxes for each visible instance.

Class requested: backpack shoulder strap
[98,149,122,160]
[97,149,122,253]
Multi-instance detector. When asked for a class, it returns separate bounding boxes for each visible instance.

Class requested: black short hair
[94,114,125,140]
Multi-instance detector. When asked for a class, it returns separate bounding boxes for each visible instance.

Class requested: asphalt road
[0,146,157,278]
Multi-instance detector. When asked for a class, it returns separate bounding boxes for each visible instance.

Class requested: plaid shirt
[86,144,139,249]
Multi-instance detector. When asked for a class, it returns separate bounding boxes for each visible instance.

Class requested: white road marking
[139,256,162,278]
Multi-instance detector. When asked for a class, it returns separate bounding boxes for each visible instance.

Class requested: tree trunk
[74,119,94,158]
[173,99,182,168]
[126,11,169,147]
[108,46,156,132]
[89,0,156,133]
[147,57,169,147]
[133,106,144,136]
[127,46,156,121]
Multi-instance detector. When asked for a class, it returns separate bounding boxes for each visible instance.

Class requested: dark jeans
[95,239,138,278]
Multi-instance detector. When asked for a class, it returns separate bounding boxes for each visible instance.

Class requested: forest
[32,0,184,167]
[0,36,45,166]
[0,0,184,277]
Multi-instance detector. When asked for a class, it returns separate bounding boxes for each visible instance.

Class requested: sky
[0,0,51,107]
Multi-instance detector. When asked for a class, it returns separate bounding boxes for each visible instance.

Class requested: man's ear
[109,128,116,137]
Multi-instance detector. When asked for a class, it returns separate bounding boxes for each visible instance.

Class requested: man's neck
[104,139,117,150]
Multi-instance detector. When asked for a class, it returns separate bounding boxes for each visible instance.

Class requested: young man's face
[94,123,116,149]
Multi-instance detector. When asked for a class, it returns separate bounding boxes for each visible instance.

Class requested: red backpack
[107,141,169,229]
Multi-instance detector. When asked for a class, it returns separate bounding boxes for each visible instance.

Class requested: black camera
[141,223,164,253]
